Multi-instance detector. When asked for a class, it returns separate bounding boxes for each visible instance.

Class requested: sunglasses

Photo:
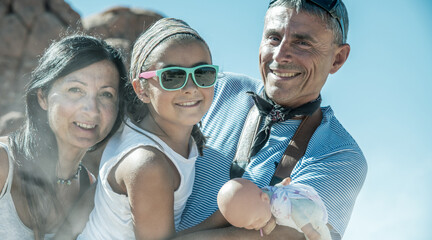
[269,0,345,41]
[139,64,219,91]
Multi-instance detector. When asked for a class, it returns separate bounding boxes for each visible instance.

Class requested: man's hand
[280,177,292,186]
[301,223,321,240]
[261,216,276,235]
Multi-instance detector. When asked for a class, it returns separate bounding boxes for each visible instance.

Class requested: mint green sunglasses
[139,64,219,91]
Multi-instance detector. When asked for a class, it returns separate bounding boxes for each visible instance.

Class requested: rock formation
[0,0,82,116]
[0,0,163,135]
[82,6,163,69]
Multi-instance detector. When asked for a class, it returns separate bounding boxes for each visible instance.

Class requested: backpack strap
[230,106,322,186]
[269,108,322,186]
[230,105,261,179]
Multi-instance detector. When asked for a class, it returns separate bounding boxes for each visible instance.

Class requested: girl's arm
[114,146,178,240]
[177,210,230,236]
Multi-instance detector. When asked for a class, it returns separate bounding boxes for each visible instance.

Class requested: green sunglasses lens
[194,66,217,87]
[161,69,187,90]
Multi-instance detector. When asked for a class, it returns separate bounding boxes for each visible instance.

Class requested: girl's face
[38,60,120,151]
[141,39,214,129]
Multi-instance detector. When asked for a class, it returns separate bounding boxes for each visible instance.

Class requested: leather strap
[230,105,261,179]
[230,106,322,186]
[269,108,322,185]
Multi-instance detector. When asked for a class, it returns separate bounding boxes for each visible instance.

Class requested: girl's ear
[132,79,150,103]
[37,89,48,110]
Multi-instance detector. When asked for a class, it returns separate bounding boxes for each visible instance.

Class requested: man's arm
[175,224,305,240]
[175,210,305,240]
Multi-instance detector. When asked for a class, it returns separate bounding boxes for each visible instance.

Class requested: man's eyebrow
[291,33,318,43]
[263,29,318,44]
[263,28,280,37]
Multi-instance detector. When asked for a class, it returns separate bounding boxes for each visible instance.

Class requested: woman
[0,34,127,239]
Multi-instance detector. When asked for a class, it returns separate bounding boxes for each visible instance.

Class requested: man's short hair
[268,0,349,44]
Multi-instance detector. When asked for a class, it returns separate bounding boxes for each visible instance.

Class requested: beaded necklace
[56,164,82,185]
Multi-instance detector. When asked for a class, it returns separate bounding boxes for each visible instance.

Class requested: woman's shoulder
[0,136,11,194]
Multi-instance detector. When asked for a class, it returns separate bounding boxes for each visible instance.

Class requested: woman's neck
[56,144,86,179]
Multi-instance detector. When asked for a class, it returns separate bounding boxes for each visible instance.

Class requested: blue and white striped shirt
[179,72,367,238]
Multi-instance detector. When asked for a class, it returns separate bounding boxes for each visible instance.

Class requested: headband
[134,18,204,79]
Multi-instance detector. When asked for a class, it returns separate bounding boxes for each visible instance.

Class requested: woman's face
[38,60,120,151]
[141,39,214,129]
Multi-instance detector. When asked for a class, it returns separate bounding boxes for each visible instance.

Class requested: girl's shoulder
[114,146,178,192]
[0,136,11,194]
[121,146,173,176]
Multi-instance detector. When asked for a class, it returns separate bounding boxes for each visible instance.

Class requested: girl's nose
[181,73,198,93]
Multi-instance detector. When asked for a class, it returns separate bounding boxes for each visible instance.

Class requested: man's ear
[37,89,48,110]
[330,43,350,74]
[132,79,150,103]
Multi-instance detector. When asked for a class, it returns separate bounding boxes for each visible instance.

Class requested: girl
[79,18,218,239]
[0,35,127,239]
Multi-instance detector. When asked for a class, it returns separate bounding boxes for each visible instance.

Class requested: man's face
[259,6,349,107]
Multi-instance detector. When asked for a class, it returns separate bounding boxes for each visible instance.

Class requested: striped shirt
[179,72,367,238]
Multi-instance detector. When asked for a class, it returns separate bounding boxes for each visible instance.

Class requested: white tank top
[0,142,54,239]
[79,120,198,239]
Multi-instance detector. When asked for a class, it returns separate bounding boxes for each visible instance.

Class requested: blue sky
[66,1,432,239]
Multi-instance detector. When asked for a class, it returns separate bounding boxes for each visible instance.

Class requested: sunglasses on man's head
[309,0,344,39]
[269,0,345,40]
[139,64,219,91]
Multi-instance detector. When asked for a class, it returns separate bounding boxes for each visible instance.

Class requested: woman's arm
[116,146,179,240]
[0,137,10,194]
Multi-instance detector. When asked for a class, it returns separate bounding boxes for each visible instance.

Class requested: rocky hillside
[0,0,162,134]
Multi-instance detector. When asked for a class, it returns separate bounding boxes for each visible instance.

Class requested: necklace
[56,164,82,185]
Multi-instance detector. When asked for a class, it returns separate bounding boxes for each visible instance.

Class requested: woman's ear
[330,43,350,74]
[37,89,48,110]
[132,79,150,103]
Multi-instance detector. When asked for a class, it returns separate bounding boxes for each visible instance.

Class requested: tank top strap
[0,142,14,197]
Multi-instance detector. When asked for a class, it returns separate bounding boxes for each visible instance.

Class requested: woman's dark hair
[127,18,211,155]
[8,34,127,238]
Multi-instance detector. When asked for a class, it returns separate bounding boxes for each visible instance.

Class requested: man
[179,0,367,239]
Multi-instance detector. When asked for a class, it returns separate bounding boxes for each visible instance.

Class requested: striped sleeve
[293,148,367,238]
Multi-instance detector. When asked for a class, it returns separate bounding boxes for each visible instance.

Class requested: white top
[0,142,54,239]
[79,120,198,239]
